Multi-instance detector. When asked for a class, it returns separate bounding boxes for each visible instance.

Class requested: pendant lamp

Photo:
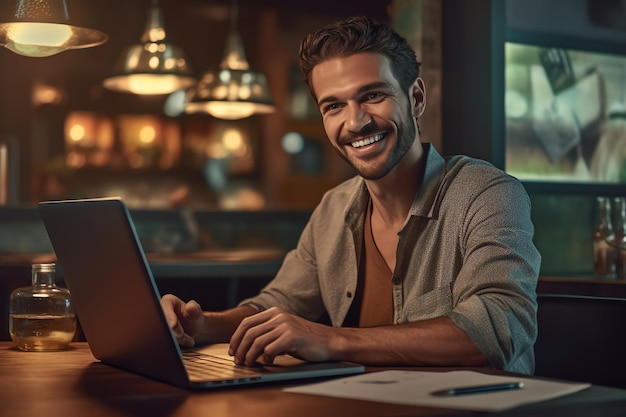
[0,0,108,57]
[185,0,274,120]
[102,0,195,96]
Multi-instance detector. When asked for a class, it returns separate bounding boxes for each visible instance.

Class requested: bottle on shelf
[592,196,618,279]
[613,197,626,280]
[9,263,77,351]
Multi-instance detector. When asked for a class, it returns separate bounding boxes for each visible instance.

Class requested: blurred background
[0,0,440,210]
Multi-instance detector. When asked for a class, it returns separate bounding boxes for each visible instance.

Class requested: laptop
[38,197,364,389]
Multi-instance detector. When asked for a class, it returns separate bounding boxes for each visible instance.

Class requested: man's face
[311,53,422,180]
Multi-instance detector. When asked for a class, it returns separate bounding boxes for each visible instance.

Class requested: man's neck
[365,142,426,229]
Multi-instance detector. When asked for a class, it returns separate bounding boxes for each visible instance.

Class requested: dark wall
[440,0,505,164]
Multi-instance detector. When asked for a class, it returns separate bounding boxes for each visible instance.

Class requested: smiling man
[161,16,541,375]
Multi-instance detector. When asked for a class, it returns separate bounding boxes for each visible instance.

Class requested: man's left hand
[228,307,334,366]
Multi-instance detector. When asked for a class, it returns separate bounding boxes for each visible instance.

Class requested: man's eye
[366,92,384,101]
[323,103,342,113]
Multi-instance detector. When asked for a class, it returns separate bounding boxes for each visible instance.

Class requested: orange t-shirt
[357,202,393,327]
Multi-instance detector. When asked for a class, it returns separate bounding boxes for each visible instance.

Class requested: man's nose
[345,104,372,132]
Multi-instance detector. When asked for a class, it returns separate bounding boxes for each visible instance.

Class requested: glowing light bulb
[5,22,72,57]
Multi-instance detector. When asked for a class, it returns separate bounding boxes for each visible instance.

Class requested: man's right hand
[160,294,205,347]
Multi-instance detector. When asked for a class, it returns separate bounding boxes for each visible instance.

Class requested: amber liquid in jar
[10,314,76,351]
[9,263,76,351]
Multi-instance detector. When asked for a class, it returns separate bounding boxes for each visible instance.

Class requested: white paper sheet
[284,370,590,412]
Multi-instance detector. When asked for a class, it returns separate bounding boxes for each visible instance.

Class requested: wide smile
[349,133,385,149]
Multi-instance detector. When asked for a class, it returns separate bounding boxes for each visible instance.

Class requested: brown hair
[298,16,421,100]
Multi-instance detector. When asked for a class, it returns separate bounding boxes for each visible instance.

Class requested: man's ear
[412,78,426,118]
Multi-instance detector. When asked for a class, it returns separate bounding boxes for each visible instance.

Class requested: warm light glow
[116,114,181,168]
[32,82,63,106]
[213,85,229,100]
[186,101,274,120]
[64,112,114,167]
[164,58,176,70]
[69,124,86,143]
[221,128,250,158]
[148,27,165,43]
[185,68,274,119]
[4,22,71,57]
[149,56,160,69]
[8,23,71,46]
[205,102,254,119]
[104,74,191,95]
[139,125,156,146]
[235,84,251,100]
[222,128,243,152]
[65,112,98,148]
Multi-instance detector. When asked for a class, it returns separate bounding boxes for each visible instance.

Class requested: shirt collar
[344,142,447,228]
[408,143,447,219]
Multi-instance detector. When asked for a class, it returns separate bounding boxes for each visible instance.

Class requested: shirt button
[392,277,401,285]
[346,291,353,298]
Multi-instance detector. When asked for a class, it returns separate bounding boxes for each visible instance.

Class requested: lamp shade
[185,28,274,120]
[0,0,107,57]
[185,66,275,120]
[102,2,195,95]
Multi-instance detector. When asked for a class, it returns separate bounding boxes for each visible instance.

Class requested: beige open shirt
[241,143,541,375]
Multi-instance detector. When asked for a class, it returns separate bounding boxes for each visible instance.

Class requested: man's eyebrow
[317,95,338,108]
[358,81,395,94]
[317,81,395,107]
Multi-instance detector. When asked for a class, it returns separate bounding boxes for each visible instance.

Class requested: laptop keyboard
[182,350,262,382]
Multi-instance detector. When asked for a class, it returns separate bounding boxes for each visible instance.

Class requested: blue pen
[434,381,524,396]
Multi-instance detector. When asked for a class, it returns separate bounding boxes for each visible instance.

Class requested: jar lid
[32,263,56,272]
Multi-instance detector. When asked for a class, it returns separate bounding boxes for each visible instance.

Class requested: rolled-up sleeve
[443,168,540,374]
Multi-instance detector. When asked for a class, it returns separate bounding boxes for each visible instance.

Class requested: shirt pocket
[400,285,453,323]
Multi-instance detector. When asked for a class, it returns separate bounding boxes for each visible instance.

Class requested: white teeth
[350,134,383,148]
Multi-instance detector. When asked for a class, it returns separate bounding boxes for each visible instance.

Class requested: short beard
[339,107,417,181]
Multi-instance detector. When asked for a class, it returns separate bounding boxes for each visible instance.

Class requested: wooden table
[1,342,626,417]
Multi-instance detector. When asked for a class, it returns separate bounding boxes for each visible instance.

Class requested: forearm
[196,306,258,344]
[329,316,489,367]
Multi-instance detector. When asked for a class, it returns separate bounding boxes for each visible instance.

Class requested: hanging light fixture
[102,0,195,95]
[185,0,274,120]
[0,0,108,57]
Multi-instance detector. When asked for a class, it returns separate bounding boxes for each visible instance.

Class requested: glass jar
[9,263,77,351]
